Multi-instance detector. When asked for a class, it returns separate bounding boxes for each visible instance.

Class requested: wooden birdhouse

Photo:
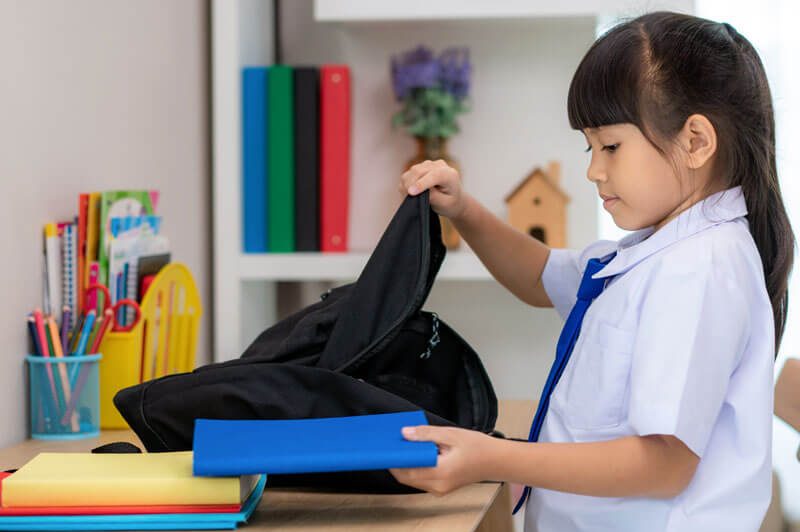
[504,161,570,248]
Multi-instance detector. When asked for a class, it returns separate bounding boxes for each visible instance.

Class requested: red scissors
[85,283,142,332]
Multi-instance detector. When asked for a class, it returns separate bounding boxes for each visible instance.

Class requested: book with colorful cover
[0,472,241,516]
[0,475,266,531]
[97,191,155,287]
[1,452,257,508]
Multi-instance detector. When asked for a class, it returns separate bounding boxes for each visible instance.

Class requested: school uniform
[524,186,774,531]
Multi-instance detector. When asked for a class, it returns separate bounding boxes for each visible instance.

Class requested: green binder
[267,65,295,252]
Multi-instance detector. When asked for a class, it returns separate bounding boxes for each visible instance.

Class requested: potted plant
[391,45,471,248]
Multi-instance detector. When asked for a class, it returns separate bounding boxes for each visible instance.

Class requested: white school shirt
[525,186,774,532]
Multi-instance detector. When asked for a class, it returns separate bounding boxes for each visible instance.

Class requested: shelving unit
[239,250,492,281]
[313,0,690,22]
[211,0,693,366]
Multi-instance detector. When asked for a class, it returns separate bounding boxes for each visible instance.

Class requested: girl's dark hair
[568,11,795,353]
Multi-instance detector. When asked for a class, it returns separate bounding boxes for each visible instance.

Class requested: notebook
[2,451,258,507]
[61,223,77,327]
[0,473,240,516]
[0,475,265,531]
[193,410,438,476]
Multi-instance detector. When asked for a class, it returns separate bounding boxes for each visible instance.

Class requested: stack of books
[0,451,264,530]
[242,64,351,254]
[0,411,439,530]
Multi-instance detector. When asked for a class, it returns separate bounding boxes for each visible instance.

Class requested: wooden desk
[0,400,534,532]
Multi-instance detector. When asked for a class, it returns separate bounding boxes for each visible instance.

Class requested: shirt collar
[592,186,748,279]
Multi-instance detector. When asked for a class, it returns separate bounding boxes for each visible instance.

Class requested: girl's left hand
[389,425,497,496]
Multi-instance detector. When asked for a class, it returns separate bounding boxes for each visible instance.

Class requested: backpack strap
[91,441,142,453]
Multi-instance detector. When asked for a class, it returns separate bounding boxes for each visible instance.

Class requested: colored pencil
[60,306,71,356]
[89,308,113,354]
[48,317,80,431]
[31,309,59,406]
[73,310,96,357]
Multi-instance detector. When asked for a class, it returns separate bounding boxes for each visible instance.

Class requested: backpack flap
[317,191,445,371]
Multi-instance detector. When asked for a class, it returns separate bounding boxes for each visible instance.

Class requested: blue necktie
[512,253,616,514]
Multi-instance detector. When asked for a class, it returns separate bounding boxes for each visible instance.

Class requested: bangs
[567,22,647,131]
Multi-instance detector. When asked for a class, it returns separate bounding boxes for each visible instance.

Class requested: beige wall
[0,0,210,447]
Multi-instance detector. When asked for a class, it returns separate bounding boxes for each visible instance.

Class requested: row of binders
[242,64,351,254]
[0,411,435,530]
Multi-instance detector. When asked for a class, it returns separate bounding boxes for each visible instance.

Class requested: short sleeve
[627,264,750,457]
[541,240,618,321]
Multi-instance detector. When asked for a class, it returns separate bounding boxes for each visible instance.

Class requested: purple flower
[391,45,440,101]
[438,47,470,99]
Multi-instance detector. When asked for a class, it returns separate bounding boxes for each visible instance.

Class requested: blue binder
[0,475,265,531]
[193,411,439,476]
[242,66,269,253]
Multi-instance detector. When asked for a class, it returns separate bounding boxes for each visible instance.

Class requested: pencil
[32,309,59,407]
[48,317,80,432]
[89,308,114,354]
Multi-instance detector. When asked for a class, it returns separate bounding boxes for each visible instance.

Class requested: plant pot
[405,137,462,249]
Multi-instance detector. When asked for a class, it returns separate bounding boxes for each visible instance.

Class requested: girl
[391,11,795,531]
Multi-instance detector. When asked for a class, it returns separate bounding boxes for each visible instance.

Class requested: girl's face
[583,123,705,232]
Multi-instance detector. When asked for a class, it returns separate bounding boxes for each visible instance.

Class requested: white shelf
[238,251,492,281]
[314,0,693,22]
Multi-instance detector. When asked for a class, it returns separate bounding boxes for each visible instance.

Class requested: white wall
[0,0,211,447]
[277,0,598,400]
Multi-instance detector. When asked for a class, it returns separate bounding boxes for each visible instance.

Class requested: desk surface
[0,400,534,531]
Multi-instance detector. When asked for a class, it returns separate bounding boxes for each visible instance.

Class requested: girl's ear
[679,114,718,170]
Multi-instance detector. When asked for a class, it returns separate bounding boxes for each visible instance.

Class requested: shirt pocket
[559,320,635,431]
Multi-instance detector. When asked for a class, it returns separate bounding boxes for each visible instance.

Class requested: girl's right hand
[399,159,468,220]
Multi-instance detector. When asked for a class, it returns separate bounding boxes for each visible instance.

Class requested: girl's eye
[602,143,620,153]
[584,145,592,153]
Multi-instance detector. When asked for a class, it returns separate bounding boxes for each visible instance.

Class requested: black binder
[293,67,320,251]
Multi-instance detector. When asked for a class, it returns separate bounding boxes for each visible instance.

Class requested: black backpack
[114,191,498,492]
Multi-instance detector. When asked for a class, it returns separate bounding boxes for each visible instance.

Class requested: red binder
[319,65,351,252]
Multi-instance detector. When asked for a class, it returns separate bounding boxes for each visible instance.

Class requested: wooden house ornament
[504,161,570,248]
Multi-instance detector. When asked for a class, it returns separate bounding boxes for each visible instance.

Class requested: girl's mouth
[600,194,619,209]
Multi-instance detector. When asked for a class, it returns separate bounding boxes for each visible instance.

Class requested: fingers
[389,467,452,496]
[401,424,456,446]
[399,159,452,196]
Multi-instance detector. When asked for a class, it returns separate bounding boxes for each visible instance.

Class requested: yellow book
[2,452,257,507]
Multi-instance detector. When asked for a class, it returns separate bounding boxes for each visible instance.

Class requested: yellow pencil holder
[98,262,202,428]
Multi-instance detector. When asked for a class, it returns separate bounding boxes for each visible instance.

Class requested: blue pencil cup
[26,354,102,439]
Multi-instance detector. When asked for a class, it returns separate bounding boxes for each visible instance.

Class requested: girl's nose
[586,156,607,184]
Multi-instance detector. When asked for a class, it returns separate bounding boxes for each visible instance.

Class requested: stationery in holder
[97,262,201,429]
[193,410,438,476]
[44,223,62,316]
[97,190,155,287]
[135,253,170,300]
[62,223,77,328]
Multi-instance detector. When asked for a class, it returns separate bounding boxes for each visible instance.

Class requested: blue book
[242,67,269,253]
[193,411,438,476]
[0,475,265,531]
